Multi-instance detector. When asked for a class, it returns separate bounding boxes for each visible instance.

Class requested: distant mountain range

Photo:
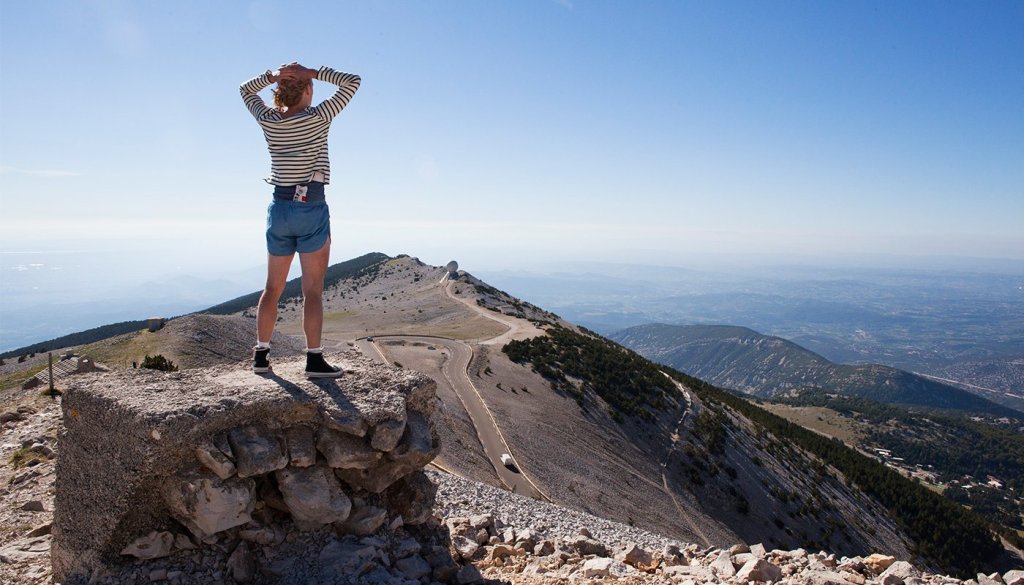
[611,323,1020,416]
[0,254,1013,575]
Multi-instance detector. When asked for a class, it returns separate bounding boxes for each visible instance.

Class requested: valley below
[1,254,1021,582]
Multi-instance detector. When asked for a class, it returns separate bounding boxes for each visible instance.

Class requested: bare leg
[298,237,331,348]
[257,254,295,344]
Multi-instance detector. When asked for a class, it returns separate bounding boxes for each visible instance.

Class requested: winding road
[356,278,547,500]
[356,275,713,545]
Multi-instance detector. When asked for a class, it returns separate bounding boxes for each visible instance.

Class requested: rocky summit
[0,350,1012,584]
[50,354,440,584]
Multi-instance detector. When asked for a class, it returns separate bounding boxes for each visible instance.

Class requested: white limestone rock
[194,440,236,480]
[274,465,352,530]
[370,417,407,452]
[803,570,853,585]
[662,565,713,581]
[173,533,195,551]
[581,557,635,578]
[710,550,737,578]
[864,553,897,574]
[881,561,922,585]
[338,505,387,536]
[228,426,288,478]
[335,460,411,494]
[470,513,494,529]
[489,544,525,561]
[616,542,653,568]
[317,427,382,469]
[452,535,480,560]
[386,410,439,468]
[571,535,609,557]
[162,474,255,541]
[284,426,317,467]
[736,557,782,583]
[393,536,421,560]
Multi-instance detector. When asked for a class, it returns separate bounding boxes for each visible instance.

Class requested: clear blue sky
[1,0,1022,272]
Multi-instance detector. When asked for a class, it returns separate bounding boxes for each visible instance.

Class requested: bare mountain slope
[476,326,912,558]
[262,259,929,562]
[0,314,302,377]
[3,254,1007,577]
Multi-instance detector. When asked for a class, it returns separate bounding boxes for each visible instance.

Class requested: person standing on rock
[240,62,360,377]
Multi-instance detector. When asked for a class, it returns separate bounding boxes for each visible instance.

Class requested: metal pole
[48,352,55,397]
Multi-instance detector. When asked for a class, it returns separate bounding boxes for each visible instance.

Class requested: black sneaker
[305,352,343,378]
[253,347,271,373]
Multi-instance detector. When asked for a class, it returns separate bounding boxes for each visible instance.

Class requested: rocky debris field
[431,472,1024,585]
[2,356,1019,585]
[49,355,441,583]
[0,390,60,585]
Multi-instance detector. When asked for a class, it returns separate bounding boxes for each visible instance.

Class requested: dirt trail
[659,376,711,547]
[442,280,544,346]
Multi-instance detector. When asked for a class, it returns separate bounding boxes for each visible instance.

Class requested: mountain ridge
[610,323,1018,416]
[1,253,1016,577]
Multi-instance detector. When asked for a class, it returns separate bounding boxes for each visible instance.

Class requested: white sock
[306,347,323,354]
[256,341,271,349]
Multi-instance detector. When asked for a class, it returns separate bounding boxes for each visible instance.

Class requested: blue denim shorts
[266,199,331,256]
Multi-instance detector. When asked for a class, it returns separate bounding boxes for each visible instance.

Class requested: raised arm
[239,70,275,120]
[311,66,361,122]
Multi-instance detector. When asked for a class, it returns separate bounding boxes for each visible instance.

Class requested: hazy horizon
[2,2,1022,270]
[2,1,1023,349]
[3,243,1022,352]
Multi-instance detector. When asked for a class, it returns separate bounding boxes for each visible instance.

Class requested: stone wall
[51,355,439,583]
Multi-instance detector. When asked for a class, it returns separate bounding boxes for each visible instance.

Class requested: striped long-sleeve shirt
[240,66,361,186]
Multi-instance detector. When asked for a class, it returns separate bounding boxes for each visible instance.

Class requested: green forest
[502,324,675,420]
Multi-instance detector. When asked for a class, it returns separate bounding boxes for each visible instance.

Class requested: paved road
[356,280,717,538]
[361,334,543,499]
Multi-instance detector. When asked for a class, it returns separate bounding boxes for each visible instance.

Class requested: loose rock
[394,554,431,580]
[163,474,255,540]
[194,440,236,480]
[284,426,317,467]
[120,531,175,560]
[226,542,256,584]
[228,426,288,478]
[274,464,352,530]
[736,558,782,583]
[339,505,388,536]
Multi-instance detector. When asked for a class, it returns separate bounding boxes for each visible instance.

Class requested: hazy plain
[476,258,1024,394]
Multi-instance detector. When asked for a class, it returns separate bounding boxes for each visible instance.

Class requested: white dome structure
[440,260,460,284]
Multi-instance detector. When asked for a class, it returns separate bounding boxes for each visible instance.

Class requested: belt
[272,181,325,203]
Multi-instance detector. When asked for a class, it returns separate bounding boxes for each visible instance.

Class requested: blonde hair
[272,78,311,112]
